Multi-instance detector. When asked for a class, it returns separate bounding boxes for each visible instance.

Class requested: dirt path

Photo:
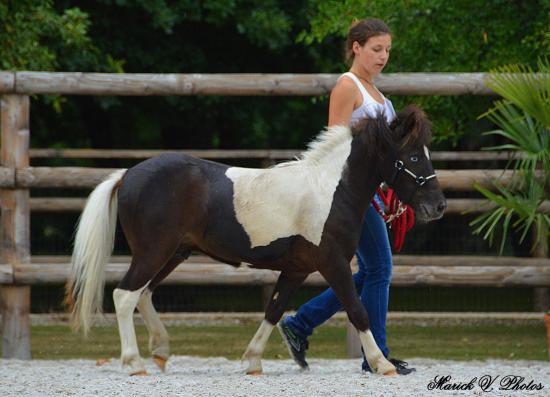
[1,356,548,396]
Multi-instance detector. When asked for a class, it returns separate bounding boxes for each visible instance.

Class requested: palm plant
[470,61,550,254]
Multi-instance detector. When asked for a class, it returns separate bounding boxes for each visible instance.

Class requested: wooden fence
[0,72,548,360]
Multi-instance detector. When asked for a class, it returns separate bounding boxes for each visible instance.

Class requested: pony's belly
[198,229,294,265]
[248,256,316,273]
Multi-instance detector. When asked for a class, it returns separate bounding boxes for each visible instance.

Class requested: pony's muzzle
[436,200,447,216]
[421,199,446,221]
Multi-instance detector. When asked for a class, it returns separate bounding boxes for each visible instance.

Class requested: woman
[278,18,415,375]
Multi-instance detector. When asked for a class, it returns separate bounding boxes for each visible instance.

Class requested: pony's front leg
[318,259,396,376]
[242,320,274,375]
[242,273,307,374]
[113,285,148,375]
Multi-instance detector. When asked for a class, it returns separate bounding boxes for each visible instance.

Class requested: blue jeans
[285,198,392,357]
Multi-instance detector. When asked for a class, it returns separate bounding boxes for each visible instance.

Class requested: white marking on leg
[242,320,274,374]
[137,288,170,363]
[226,125,353,248]
[359,330,396,375]
[113,283,149,374]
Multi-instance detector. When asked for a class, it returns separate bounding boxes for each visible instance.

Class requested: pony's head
[353,105,446,222]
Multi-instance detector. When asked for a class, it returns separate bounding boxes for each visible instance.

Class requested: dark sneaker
[362,357,416,375]
[277,319,309,370]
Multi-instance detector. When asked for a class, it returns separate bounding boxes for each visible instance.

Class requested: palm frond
[485,64,550,126]
[472,61,550,254]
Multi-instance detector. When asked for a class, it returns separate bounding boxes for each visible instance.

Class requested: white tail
[66,169,126,335]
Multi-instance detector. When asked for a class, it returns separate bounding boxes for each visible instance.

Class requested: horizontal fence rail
[0,166,530,190]
[26,197,550,214]
[1,255,549,287]
[9,312,543,327]
[0,72,495,96]
[28,148,524,161]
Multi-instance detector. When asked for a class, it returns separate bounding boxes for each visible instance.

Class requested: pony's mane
[350,113,394,160]
[276,125,352,167]
[300,125,352,163]
[274,104,431,169]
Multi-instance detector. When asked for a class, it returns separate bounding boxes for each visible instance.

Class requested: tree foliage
[0,0,549,150]
[298,0,550,145]
[0,1,95,70]
[4,0,336,151]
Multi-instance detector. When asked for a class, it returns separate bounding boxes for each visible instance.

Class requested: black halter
[390,160,437,187]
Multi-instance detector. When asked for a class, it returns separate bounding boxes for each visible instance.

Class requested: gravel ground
[1,356,548,397]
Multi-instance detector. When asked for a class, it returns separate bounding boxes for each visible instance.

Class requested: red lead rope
[371,187,415,252]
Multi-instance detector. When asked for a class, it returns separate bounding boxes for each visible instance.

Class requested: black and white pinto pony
[66,105,446,377]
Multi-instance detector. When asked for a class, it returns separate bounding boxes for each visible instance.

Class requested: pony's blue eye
[410,156,419,162]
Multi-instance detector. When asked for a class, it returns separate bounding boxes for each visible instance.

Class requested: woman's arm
[328,78,359,127]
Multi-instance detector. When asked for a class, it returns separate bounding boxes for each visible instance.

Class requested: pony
[65,105,446,376]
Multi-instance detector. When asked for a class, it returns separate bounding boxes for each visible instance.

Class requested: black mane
[351,104,432,162]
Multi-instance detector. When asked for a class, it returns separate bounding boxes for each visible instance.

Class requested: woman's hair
[345,18,391,63]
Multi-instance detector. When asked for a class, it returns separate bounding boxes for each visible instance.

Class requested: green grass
[29,323,548,361]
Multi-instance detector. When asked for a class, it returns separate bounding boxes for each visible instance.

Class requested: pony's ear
[392,105,424,146]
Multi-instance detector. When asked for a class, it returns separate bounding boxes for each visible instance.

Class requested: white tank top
[339,72,396,125]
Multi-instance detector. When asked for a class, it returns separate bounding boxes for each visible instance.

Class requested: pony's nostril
[437,201,447,214]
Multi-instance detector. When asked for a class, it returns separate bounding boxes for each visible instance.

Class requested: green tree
[0,0,94,70]
[297,0,550,145]
[22,0,337,151]
[3,0,549,149]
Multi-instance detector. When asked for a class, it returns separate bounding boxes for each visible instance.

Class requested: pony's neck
[339,134,385,222]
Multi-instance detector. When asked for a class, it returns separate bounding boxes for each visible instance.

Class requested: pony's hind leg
[114,249,183,375]
[242,272,307,374]
[136,288,169,371]
[242,320,274,375]
[136,251,189,372]
[113,281,149,375]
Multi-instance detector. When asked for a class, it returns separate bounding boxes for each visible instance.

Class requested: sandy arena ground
[1,356,549,396]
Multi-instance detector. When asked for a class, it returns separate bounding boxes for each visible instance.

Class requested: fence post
[533,229,549,312]
[0,95,31,359]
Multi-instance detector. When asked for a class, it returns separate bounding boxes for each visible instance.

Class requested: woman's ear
[352,41,362,56]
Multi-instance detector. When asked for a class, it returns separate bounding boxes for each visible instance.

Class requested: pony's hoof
[383,369,398,376]
[130,370,148,376]
[95,358,110,366]
[153,355,167,371]
[246,370,263,376]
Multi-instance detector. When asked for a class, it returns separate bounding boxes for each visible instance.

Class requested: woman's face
[352,33,392,77]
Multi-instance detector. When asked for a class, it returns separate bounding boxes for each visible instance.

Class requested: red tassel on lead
[371,187,415,252]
